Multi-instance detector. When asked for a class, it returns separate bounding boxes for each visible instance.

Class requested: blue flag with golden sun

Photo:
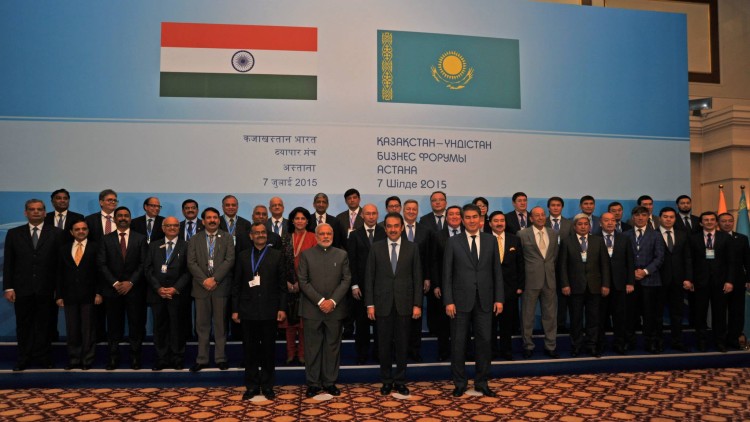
[378,30,520,108]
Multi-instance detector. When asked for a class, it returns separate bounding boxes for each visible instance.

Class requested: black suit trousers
[63,303,96,366]
[14,293,53,364]
[105,291,146,357]
[242,319,277,389]
[449,292,492,389]
[494,288,519,353]
[599,289,627,349]
[641,285,664,346]
[426,292,450,357]
[151,296,186,364]
[569,289,600,350]
[662,283,687,342]
[695,283,728,345]
[727,287,746,343]
[376,310,411,385]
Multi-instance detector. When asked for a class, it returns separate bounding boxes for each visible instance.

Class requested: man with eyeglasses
[84,189,119,243]
[132,197,165,244]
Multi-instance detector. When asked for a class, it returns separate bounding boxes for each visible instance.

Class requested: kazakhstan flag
[378,30,520,108]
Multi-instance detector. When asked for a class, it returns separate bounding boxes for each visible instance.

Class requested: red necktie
[119,233,127,258]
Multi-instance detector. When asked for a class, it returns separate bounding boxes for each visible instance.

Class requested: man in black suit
[3,199,62,371]
[347,203,386,364]
[84,188,118,243]
[179,199,203,241]
[56,220,102,370]
[631,195,659,231]
[419,190,447,233]
[443,204,504,398]
[251,205,283,251]
[607,202,633,233]
[658,207,693,351]
[131,197,165,245]
[428,205,461,361]
[689,211,733,352]
[504,192,530,235]
[380,196,402,227]
[546,196,572,237]
[266,196,288,237]
[366,212,422,396]
[45,188,84,243]
[232,222,287,400]
[308,193,344,249]
[674,195,701,233]
[219,194,252,250]
[144,216,191,370]
[598,212,634,354]
[718,212,750,349]
[97,206,148,370]
[580,195,601,234]
[559,214,611,357]
[336,188,364,247]
[488,211,524,360]
[401,199,433,362]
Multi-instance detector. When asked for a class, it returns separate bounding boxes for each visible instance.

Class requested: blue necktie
[436,215,443,231]
[407,224,414,242]
[187,221,194,240]
[390,242,398,273]
[580,236,587,252]
[519,213,526,228]
[606,234,613,248]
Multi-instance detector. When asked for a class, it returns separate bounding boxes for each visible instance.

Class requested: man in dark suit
[658,207,693,351]
[232,222,288,400]
[366,212,422,396]
[580,195,601,234]
[630,195,660,231]
[443,204,504,397]
[298,223,352,398]
[187,207,235,371]
[546,196,572,237]
[689,211,733,352]
[505,192,531,235]
[598,212,635,354]
[347,203,386,364]
[45,188,84,243]
[144,216,191,371]
[97,206,148,370]
[419,190,447,232]
[308,192,344,248]
[401,199,433,362]
[674,195,701,233]
[608,202,633,233]
[251,205,283,251]
[718,212,750,349]
[179,199,203,242]
[488,211,524,360]
[559,214,611,357]
[380,196,402,227]
[219,194,252,251]
[624,206,664,353]
[131,197,165,245]
[56,220,102,370]
[266,196,288,237]
[335,188,364,248]
[3,199,62,371]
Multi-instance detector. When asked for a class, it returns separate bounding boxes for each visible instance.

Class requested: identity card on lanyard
[250,246,269,288]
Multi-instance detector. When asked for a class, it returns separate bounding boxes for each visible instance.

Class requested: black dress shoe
[438,353,450,362]
[500,351,514,361]
[671,342,689,352]
[522,349,533,359]
[305,386,322,398]
[475,386,496,397]
[717,344,727,353]
[242,388,260,400]
[395,384,410,396]
[356,356,367,365]
[324,385,341,396]
[65,363,80,370]
[588,348,601,358]
[131,360,141,370]
[218,362,229,370]
[613,344,626,355]
[105,360,119,371]
[380,383,393,395]
[570,348,579,358]
[173,362,184,370]
[190,363,207,372]
[544,349,560,359]
[696,341,707,352]
[452,387,466,397]
[82,365,91,371]
[408,352,423,363]
[262,388,275,400]
[152,363,165,371]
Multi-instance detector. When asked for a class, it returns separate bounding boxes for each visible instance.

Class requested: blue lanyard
[164,241,175,265]
[206,234,216,259]
[251,245,269,275]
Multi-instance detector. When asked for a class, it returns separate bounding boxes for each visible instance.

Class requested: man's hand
[445,304,456,318]
[634,269,647,281]
[423,280,431,293]
[683,280,694,292]
[119,281,133,295]
[203,277,217,291]
[561,286,571,296]
[231,312,240,323]
[319,299,335,313]
[352,287,362,300]
[493,302,503,316]
[94,294,103,305]
[626,285,635,294]
[56,298,64,307]
[434,287,442,299]
[277,311,287,322]
[412,306,422,319]
[367,307,376,321]
[601,286,610,297]
[4,290,16,303]
[723,282,733,294]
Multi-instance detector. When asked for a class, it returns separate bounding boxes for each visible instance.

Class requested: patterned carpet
[1,367,748,421]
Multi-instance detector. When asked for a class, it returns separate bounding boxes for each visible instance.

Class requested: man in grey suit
[518,206,560,358]
[298,223,352,398]
[365,212,422,396]
[187,207,235,372]
[443,204,504,397]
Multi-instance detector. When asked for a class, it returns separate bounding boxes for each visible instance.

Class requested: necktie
[208,235,215,275]
[57,213,64,229]
[407,224,414,242]
[187,221,194,240]
[452,229,458,237]
[606,234,613,248]
[436,215,443,231]
[318,215,323,224]
[519,213,526,228]
[637,229,643,244]
[616,221,622,232]
[666,230,674,252]
[497,235,504,263]
[706,232,713,248]
[684,216,691,229]
[391,242,398,273]
[167,240,173,258]
[119,232,127,258]
[228,218,235,234]
[274,221,280,235]
[552,218,560,232]
[649,218,655,230]
[105,215,112,234]
[580,236,587,252]
[74,242,83,266]
[470,235,478,264]
[538,231,547,257]
[31,227,39,249]
[147,218,153,234]
[367,229,374,244]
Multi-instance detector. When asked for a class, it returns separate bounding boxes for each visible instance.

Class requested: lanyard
[164,241,175,265]
[251,245,269,275]
[206,234,216,259]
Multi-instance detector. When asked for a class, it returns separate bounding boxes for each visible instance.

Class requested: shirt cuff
[317,298,324,306]
[351,284,359,290]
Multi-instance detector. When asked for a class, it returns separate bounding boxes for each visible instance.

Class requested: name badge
[161,264,168,273]
[208,259,214,268]
[607,248,613,258]
[146,238,151,244]
[581,252,587,263]
[706,249,715,260]
[249,275,261,288]
[232,235,236,246]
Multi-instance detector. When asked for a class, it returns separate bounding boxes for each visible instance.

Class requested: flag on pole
[737,187,749,237]
[718,185,727,214]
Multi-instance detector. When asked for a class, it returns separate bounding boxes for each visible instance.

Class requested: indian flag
[160,22,317,100]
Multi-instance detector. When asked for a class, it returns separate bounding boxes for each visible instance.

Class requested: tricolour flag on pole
[737,188,749,238]
[377,30,521,108]
[718,186,728,214]
[160,23,317,100]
